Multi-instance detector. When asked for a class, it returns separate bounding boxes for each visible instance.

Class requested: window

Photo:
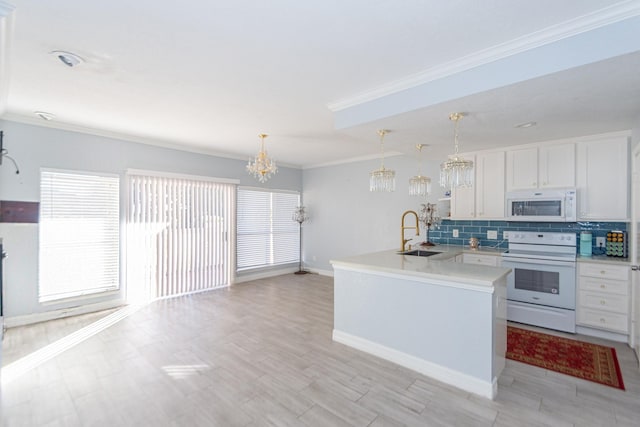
[237,188,300,271]
[39,169,120,302]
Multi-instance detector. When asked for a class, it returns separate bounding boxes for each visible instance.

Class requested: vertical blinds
[39,170,120,302]
[237,188,299,270]
[127,174,235,300]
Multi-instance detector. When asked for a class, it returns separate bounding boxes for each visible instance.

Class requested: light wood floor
[2,274,639,426]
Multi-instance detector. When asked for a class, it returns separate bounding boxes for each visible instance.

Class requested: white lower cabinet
[577,262,630,334]
[462,253,500,267]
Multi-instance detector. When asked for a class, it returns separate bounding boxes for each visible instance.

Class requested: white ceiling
[1,0,640,168]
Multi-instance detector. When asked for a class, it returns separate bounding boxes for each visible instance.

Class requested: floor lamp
[292,206,309,274]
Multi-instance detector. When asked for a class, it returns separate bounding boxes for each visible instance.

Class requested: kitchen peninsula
[331,249,510,399]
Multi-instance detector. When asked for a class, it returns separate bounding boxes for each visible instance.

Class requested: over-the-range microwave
[505,188,577,222]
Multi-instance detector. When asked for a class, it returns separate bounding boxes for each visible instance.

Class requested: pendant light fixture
[439,112,473,189]
[369,129,395,192]
[409,144,431,196]
[246,133,278,183]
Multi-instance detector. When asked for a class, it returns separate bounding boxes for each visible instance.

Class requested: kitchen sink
[401,250,440,257]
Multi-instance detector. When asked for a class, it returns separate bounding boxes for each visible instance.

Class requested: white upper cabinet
[450,152,505,220]
[475,151,505,219]
[539,144,575,188]
[450,154,476,220]
[506,147,538,190]
[450,185,475,220]
[506,143,575,191]
[576,137,629,221]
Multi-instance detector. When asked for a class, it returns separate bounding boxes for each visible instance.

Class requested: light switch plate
[487,230,498,240]
[596,237,606,247]
[452,229,459,238]
[503,231,510,240]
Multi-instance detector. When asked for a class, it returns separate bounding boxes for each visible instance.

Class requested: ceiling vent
[34,111,55,121]
[50,50,84,68]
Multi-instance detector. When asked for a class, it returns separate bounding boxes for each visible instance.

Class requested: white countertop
[403,243,506,256]
[330,248,511,291]
[577,254,630,265]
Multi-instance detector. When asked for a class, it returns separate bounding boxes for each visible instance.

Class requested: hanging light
[409,144,431,196]
[246,133,278,183]
[439,112,473,189]
[369,129,395,192]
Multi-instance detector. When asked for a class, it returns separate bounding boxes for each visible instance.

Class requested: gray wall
[302,145,450,274]
[0,120,302,318]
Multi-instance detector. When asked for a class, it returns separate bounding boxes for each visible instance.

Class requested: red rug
[506,326,625,390]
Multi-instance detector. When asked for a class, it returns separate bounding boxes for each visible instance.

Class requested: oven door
[502,257,576,310]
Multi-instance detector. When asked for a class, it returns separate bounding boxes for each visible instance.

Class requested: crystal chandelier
[409,144,431,196]
[369,129,395,192]
[439,113,474,189]
[247,133,278,183]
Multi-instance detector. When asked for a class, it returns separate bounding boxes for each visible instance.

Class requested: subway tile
[435,220,628,251]
[462,226,481,233]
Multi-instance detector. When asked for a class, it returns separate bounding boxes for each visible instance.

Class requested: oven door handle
[501,257,576,267]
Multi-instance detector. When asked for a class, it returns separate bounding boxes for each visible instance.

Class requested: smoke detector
[50,50,84,68]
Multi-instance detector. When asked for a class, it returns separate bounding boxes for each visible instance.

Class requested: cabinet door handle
[600,284,606,289]
[600,270,606,275]
[600,300,606,305]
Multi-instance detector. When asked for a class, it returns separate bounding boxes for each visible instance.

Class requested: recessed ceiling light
[515,121,537,129]
[49,50,84,68]
[34,111,55,121]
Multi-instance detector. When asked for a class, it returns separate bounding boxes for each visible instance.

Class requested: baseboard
[332,329,497,400]
[308,268,333,277]
[234,267,299,284]
[4,299,126,328]
[575,325,629,343]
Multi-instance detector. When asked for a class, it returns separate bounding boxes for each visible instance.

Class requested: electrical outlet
[487,230,498,240]
[503,231,510,240]
[452,229,459,238]
[596,237,606,248]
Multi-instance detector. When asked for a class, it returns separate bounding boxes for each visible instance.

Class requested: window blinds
[39,170,120,302]
[237,188,299,270]
[127,174,235,299]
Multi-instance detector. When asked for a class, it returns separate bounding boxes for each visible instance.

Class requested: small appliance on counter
[468,237,479,250]
[606,230,627,257]
[579,231,592,257]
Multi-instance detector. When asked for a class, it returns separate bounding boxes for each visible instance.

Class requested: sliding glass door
[127,172,235,301]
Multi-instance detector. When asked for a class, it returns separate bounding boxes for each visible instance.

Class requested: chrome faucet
[401,210,420,252]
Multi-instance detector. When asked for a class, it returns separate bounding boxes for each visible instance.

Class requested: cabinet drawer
[577,308,628,333]
[579,263,629,281]
[463,254,498,266]
[578,291,628,314]
[579,276,628,296]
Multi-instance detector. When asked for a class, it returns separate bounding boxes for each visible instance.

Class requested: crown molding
[328,1,640,112]
[0,1,15,116]
[1,113,302,169]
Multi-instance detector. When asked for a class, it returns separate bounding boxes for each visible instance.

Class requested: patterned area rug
[506,326,625,390]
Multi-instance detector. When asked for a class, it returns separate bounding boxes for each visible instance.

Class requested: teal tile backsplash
[428,220,627,253]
